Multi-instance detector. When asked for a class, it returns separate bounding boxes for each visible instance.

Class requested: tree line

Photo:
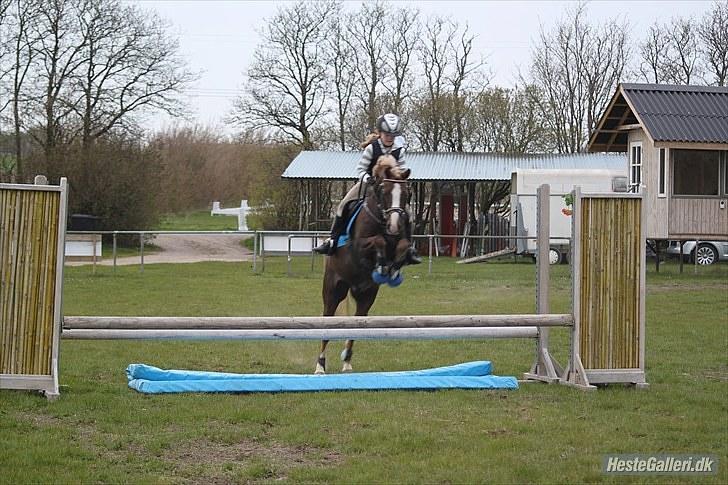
[233,0,727,155]
[1,0,726,232]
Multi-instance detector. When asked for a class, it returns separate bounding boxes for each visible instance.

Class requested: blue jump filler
[126,361,519,394]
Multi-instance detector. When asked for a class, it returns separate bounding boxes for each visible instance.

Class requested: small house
[588,83,728,240]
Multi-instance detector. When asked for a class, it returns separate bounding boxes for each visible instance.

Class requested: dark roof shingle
[621,83,728,144]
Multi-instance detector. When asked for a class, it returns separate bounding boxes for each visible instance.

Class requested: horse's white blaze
[388,183,401,234]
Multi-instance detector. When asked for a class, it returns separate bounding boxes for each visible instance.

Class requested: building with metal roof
[283,150,629,256]
[588,83,728,242]
[282,151,626,181]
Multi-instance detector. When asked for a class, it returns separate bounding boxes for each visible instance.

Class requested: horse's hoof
[387,271,404,287]
[341,362,353,372]
[371,269,388,285]
[315,357,326,375]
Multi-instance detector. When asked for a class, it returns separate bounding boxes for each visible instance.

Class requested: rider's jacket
[356,136,408,179]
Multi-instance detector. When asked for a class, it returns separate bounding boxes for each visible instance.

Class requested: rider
[313,113,421,264]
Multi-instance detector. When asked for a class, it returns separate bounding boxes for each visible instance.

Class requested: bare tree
[473,86,549,153]
[0,0,12,109]
[24,0,89,162]
[345,1,387,132]
[527,4,629,153]
[232,0,336,149]
[442,23,487,152]
[639,23,670,83]
[699,1,728,86]
[381,6,420,114]
[71,0,195,149]
[325,8,358,150]
[665,17,702,84]
[410,16,457,152]
[1,0,39,180]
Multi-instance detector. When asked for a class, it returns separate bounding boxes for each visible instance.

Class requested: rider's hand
[362,174,373,185]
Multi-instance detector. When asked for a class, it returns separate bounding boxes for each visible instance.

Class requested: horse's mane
[372,154,409,180]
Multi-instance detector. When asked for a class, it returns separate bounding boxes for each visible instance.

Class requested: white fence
[211,200,249,231]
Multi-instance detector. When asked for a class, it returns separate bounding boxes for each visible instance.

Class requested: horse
[315,155,412,374]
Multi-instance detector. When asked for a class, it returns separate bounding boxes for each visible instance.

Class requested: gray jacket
[356,136,408,181]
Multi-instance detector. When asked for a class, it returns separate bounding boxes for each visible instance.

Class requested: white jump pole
[62,327,541,340]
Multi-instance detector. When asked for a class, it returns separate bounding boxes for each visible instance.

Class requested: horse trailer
[510,168,628,264]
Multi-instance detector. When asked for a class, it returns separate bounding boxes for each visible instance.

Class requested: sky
[125,0,716,134]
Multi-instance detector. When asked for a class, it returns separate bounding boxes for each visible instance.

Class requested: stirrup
[313,239,333,254]
[313,238,338,256]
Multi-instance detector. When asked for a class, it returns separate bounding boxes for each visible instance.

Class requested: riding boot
[405,246,422,265]
[313,215,346,255]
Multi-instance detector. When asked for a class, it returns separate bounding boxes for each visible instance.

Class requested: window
[629,142,642,193]
[672,149,720,196]
[658,148,666,197]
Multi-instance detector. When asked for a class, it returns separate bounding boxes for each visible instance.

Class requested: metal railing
[66,229,552,276]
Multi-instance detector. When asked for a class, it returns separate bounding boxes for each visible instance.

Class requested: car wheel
[548,248,561,265]
[692,244,718,265]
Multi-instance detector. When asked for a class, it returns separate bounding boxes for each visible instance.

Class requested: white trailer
[510,168,628,264]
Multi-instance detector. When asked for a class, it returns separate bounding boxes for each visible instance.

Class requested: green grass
[159,209,241,231]
[2,259,727,483]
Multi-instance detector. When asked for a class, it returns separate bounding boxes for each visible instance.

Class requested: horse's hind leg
[318,272,349,374]
[316,340,329,375]
[341,286,380,372]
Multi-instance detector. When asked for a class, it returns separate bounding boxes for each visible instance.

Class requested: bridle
[364,178,409,232]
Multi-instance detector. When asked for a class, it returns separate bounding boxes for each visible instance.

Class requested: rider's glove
[361,173,372,185]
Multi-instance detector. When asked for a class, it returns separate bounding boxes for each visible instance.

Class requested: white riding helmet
[376,113,401,135]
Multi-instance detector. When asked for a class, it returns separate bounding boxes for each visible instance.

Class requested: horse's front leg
[341,340,353,372]
[361,235,388,281]
[385,239,411,285]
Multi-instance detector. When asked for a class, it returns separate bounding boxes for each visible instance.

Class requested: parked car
[665,240,728,265]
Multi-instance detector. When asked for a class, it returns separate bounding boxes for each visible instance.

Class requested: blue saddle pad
[337,201,364,248]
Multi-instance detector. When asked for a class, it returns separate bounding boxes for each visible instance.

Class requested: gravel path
[68,234,254,266]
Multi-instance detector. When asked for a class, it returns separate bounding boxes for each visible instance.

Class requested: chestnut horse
[316,155,412,374]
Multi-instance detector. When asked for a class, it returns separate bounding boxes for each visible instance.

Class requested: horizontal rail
[61,327,540,340]
[63,314,573,330]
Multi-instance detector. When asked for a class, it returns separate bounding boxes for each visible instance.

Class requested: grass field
[2,258,727,483]
[159,210,241,231]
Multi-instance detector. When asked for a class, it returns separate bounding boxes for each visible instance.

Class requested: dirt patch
[67,234,254,266]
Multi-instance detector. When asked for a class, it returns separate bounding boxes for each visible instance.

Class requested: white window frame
[629,141,643,193]
[658,148,668,198]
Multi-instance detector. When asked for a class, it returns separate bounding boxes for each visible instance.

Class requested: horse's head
[372,155,411,236]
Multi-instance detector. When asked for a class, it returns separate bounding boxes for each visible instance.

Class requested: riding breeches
[335,182,365,217]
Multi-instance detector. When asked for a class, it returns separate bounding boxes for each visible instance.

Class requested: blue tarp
[126,361,518,394]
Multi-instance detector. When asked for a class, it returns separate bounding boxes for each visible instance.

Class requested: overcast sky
[125,0,715,133]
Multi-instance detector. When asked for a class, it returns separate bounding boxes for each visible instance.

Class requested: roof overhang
[588,85,644,153]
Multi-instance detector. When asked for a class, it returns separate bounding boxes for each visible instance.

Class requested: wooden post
[524,184,563,383]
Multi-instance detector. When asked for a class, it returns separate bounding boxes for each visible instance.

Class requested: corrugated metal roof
[282,151,626,181]
[621,83,728,144]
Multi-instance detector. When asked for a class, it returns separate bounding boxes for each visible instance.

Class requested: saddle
[336,199,365,248]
